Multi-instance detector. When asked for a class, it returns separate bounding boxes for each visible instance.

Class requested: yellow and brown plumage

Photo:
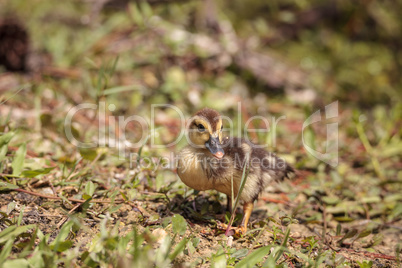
[177,108,294,235]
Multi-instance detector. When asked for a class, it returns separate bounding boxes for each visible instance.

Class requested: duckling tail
[284,164,295,179]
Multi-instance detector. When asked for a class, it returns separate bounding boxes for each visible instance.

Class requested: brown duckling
[177,108,294,235]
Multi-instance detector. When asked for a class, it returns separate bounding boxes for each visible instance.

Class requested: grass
[0,0,401,267]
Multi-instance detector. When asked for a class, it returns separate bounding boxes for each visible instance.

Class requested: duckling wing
[222,137,294,202]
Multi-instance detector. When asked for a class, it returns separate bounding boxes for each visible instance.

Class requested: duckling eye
[220,125,223,131]
[198,124,205,132]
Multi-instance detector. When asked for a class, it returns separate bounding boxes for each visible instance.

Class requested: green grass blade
[137,134,151,165]
[169,237,189,260]
[225,152,250,235]
[17,205,25,226]
[0,238,14,263]
[11,143,26,176]
[103,84,144,96]
[235,245,271,268]
[274,227,290,262]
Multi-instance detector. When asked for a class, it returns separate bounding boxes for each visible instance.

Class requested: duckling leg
[218,195,232,223]
[236,202,254,235]
[226,195,232,214]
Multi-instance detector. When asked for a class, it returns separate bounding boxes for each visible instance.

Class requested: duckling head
[188,108,225,159]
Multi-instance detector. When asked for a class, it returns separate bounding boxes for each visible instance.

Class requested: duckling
[177,108,294,235]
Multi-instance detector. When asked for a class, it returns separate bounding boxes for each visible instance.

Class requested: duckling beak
[205,136,225,159]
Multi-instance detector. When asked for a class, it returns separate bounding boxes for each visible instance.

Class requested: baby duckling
[177,108,293,235]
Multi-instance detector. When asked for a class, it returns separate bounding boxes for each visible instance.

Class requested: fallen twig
[57,203,82,228]
[261,197,293,206]
[340,248,397,261]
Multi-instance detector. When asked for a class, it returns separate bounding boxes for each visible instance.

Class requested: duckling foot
[228,226,247,238]
[216,222,247,238]
[216,221,230,231]
[234,226,247,237]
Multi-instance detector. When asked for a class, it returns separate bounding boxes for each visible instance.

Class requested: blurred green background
[1,0,401,109]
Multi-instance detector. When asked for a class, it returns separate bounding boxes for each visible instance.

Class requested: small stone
[152,228,167,244]
[227,236,233,247]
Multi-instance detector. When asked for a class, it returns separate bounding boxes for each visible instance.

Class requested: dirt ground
[1,186,400,267]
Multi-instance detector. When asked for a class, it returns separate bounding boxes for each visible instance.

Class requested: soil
[0,189,400,267]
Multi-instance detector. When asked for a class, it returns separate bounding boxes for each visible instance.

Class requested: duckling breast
[177,146,215,191]
[177,146,236,192]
